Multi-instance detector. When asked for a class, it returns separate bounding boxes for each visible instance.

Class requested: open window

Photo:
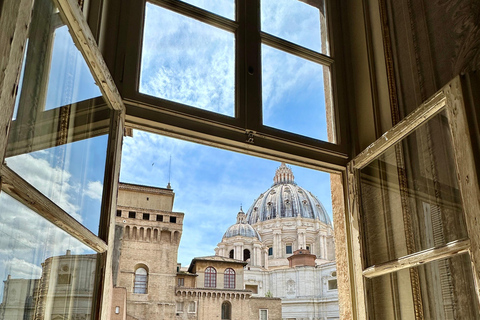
[347,77,480,319]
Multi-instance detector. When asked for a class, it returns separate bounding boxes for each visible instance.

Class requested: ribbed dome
[224,209,262,240]
[246,163,331,225]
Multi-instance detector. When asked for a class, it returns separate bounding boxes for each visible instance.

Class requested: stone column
[234,242,244,261]
[297,229,306,249]
[273,230,281,258]
[319,235,325,259]
[324,236,329,260]
[263,248,269,269]
[254,243,262,267]
[322,236,327,259]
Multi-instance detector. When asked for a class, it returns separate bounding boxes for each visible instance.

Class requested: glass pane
[262,45,333,141]
[0,192,98,320]
[359,111,467,267]
[5,135,108,234]
[5,0,110,235]
[44,25,102,110]
[366,253,480,319]
[178,0,235,20]
[261,0,328,55]
[140,3,235,117]
[15,2,101,116]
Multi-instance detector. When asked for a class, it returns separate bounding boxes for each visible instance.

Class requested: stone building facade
[215,164,339,320]
[0,252,97,320]
[112,183,281,320]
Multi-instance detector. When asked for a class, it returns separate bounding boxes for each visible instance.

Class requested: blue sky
[120,131,332,266]
[133,0,332,265]
[140,0,331,140]
[0,0,332,297]
[0,22,107,298]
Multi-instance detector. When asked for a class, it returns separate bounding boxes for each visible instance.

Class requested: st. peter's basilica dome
[245,163,331,225]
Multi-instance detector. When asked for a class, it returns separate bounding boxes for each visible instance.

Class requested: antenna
[167,155,172,189]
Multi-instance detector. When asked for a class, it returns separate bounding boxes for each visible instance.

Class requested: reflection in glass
[178,0,235,20]
[262,45,331,141]
[5,136,108,234]
[0,193,97,320]
[5,0,110,235]
[261,0,328,54]
[44,25,102,110]
[15,4,101,115]
[359,111,467,267]
[366,254,480,319]
[140,3,235,117]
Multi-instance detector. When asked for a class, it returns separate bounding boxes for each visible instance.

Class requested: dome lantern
[236,207,247,224]
[273,163,295,185]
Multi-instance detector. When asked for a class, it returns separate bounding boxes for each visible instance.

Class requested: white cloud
[3,258,43,280]
[140,3,235,116]
[6,153,82,222]
[119,130,333,266]
[85,181,103,200]
[0,192,94,302]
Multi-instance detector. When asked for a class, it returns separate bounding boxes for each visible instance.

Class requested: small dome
[245,163,331,225]
[224,209,262,240]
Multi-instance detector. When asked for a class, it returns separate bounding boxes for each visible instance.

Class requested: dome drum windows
[243,249,251,261]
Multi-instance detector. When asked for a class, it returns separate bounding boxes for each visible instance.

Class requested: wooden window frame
[108,0,349,171]
[347,76,480,319]
[0,0,351,319]
[0,0,125,319]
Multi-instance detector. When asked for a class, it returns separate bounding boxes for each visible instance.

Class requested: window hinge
[246,130,255,144]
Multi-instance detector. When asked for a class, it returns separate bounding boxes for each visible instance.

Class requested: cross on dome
[273,162,295,185]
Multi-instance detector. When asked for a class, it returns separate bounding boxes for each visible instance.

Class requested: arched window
[221,301,231,320]
[133,267,148,294]
[204,266,216,288]
[224,268,235,289]
[229,249,234,259]
[243,249,250,261]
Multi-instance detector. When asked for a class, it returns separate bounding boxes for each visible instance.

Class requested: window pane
[134,268,148,294]
[260,309,268,320]
[5,0,110,235]
[44,25,102,110]
[366,253,480,319]
[262,45,333,141]
[140,3,235,117]
[359,111,467,267]
[0,193,98,320]
[179,0,235,20]
[5,135,108,235]
[261,0,328,54]
[15,12,101,117]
